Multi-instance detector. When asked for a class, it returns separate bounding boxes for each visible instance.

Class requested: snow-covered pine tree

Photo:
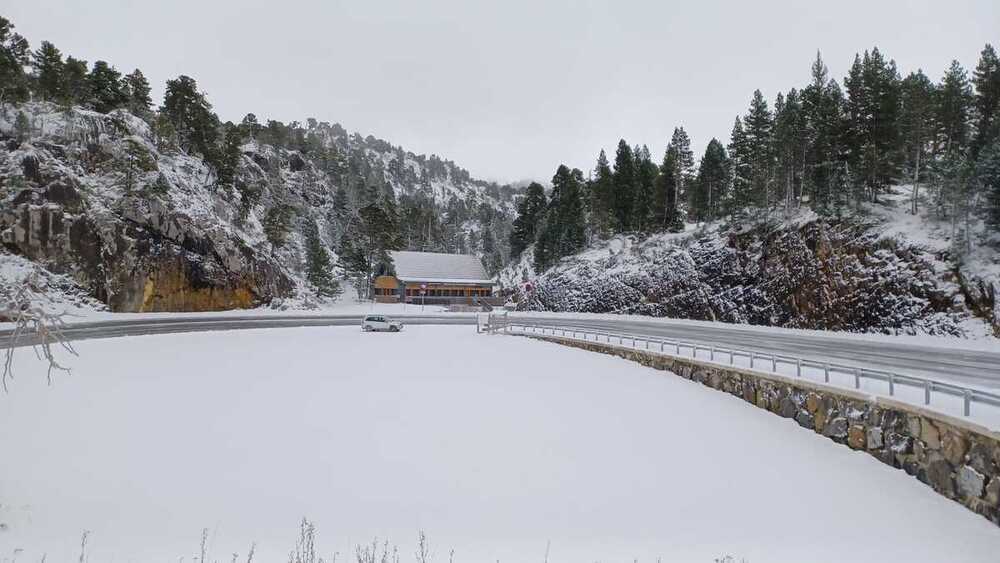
[743,89,775,209]
[123,68,152,118]
[899,70,936,214]
[87,60,128,113]
[303,220,340,298]
[62,56,88,106]
[973,44,1000,157]
[0,16,30,106]
[657,143,683,232]
[727,117,751,217]
[690,139,731,222]
[631,144,657,233]
[509,181,546,258]
[611,140,636,232]
[31,40,65,102]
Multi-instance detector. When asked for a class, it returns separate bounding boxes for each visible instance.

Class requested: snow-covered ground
[2,326,998,562]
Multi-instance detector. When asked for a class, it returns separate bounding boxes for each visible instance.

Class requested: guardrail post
[888,373,895,396]
[660,341,665,352]
[749,352,755,369]
[729,350,734,365]
[924,381,932,405]
[964,390,972,417]
[854,368,860,389]
[771,355,777,372]
[710,346,715,361]
[796,359,801,377]
[675,342,680,355]
[823,364,830,383]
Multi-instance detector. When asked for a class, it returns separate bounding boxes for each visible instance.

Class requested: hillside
[500,188,1000,338]
[0,102,516,312]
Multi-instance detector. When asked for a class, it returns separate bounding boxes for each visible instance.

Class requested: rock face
[1,103,516,311]
[510,221,995,337]
[535,334,1000,527]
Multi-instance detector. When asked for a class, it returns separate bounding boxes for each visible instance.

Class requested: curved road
[3,312,998,388]
[525,315,1000,389]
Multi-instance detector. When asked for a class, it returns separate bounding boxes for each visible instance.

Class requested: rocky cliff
[503,216,1000,337]
[0,103,515,312]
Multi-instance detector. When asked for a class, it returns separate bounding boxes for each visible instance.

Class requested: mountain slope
[0,102,515,312]
[501,197,1000,338]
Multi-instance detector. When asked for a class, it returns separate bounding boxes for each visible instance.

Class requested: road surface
[523,314,1000,389]
[2,311,998,388]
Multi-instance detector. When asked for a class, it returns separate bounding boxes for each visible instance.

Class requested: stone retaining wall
[527,334,1000,526]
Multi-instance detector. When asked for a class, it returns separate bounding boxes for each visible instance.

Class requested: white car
[362,315,404,332]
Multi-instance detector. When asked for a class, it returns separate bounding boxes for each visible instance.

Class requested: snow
[391,251,492,284]
[0,252,107,317]
[2,326,999,562]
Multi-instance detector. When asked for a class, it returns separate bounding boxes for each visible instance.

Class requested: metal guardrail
[484,315,1000,419]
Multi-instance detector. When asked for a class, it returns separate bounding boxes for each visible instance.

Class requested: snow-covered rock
[504,215,998,338]
[0,103,515,312]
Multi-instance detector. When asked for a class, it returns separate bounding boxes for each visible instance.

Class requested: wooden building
[373,251,497,305]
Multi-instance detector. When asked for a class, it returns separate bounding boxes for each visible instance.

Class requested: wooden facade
[373,275,494,304]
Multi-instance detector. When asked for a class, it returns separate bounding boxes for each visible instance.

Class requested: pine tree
[772,89,806,212]
[588,149,614,236]
[509,182,546,258]
[668,127,695,200]
[631,144,657,232]
[31,41,65,102]
[802,52,846,213]
[0,16,30,106]
[304,220,340,298]
[727,117,752,215]
[87,60,128,113]
[690,139,731,222]
[973,44,1000,157]
[123,68,152,117]
[977,140,1000,231]
[656,144,683,231]
[844,48,902,204]
[743,90,774,209]
[215,123,245,191]
[62,56,89,105]
[932,60,974,219]
[533,165,586,271]
[13,111,30,142]
[611,139,635,232]
[337,203,402,299]
[937,60,973,157]
[899,70,936,213]
[162,75,221,163]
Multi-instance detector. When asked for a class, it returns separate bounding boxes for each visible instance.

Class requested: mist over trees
[509,44,1000,272]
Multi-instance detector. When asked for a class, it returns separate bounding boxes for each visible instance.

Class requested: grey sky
[8,0,998,183]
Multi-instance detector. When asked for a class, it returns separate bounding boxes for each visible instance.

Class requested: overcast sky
[8,0,998,183]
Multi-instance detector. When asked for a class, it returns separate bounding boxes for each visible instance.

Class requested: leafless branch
[1,271,78,392]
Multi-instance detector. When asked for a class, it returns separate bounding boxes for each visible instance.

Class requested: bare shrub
[2,271,77,391]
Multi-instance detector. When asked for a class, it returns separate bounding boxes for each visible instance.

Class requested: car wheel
[363,326,372,332]
[390,325,399,332]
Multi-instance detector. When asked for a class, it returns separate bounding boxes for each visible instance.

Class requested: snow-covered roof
[389,251,493,285]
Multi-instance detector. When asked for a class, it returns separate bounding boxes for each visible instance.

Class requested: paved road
[520,315,1000,389]
[3,312,998,388]
[0,314,477,347]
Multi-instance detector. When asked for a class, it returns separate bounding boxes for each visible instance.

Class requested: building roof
[389,251,493,285]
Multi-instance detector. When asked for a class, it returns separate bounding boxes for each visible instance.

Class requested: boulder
[942,431,969,466]
[957,465,986,499]
[925,456,956,498]
[866,426,884,450]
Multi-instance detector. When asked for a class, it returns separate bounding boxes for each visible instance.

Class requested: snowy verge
[2,326,998,562]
